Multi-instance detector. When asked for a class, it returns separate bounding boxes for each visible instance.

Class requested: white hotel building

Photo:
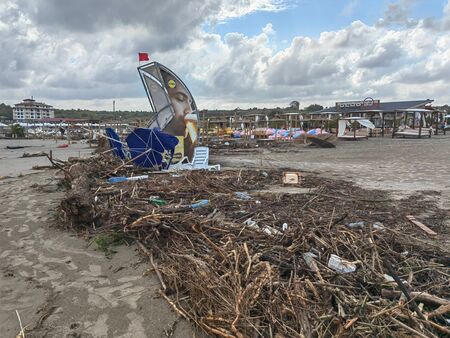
[13,98,55,120]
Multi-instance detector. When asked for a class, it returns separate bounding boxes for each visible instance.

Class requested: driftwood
[32,165,54,170]
[427,303,450,318]
[381,289,449,307]
[22,151,47,158]
[55,153,450,337]
[406,215,438,236]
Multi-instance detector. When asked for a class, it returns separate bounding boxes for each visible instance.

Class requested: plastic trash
[234,191,252,200]
[383,274,395,283]
[151,198,167,207]
[261,226,281,236]
[303,252,319,272]
[346,221,365,229]
[282,223,288,231]
[107,177,128,184]
[372,222,385,230]
[384,274,408,285]
[108,177,129,184]
[327,254,357,274]
[107,175,148,184]
[243,218,258,227]
[191,199,209,209]
[127,175,149,181]
[243,218,281,236]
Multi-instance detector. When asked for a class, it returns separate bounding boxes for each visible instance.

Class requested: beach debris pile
[231,127,329,140]
[57,154,449,337]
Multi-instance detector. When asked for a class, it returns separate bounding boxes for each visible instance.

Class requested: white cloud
[381,0,418,25]
[1,0,450,111]
[216,0,288,21]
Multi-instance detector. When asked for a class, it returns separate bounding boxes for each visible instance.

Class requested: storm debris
[57,154,449,337]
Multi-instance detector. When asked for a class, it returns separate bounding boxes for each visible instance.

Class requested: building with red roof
[13,97,55,120]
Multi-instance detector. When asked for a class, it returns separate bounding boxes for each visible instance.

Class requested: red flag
[138,52,149,61]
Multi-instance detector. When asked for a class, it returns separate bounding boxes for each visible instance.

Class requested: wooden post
[419,113,422,138]
[206,118,210,145]
[88,122,92,148]
[392,112,396,138]
[222,111,226,139]
[201,110,205,145]
[435,112,438,135]
[67,122,71,144]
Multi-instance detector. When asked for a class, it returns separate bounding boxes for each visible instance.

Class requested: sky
[1,0,450,111]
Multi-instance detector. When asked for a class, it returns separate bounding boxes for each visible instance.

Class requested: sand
[1,136,449,336]
[0,141,200,337]
[212,135,450,208]
[0,139,93,177]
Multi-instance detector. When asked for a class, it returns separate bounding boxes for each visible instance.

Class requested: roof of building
[39,118,87,123]
[14,98,53,108]
[311,99,434,114]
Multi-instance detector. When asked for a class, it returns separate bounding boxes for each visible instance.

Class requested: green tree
[0,103,13,119]
[304,104,324,112]
[11,124,25,138]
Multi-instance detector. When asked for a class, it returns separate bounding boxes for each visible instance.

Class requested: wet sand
[0,141,200,337]
[0,139,93,177]
[212,135,450,207]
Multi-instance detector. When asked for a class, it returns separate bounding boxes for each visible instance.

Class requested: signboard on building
[336,97,380,111]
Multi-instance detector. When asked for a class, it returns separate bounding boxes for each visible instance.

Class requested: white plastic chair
[167,146,220,171]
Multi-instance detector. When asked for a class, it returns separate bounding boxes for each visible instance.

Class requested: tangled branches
[58,155,450,337]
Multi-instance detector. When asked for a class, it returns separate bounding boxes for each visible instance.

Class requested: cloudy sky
[1,0,450,111]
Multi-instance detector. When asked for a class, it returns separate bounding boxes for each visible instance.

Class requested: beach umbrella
[125,128,178,169]
[105,127,127,160]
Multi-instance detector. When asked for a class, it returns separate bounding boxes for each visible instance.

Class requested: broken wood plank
[406,215,437,236]
[381,289,449,307]
[427,303,450,318]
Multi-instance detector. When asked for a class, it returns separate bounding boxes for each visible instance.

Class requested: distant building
[13,98,55,120]
[309,99,434,120]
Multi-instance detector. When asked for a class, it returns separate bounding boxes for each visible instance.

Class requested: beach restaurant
[309,98,445,137]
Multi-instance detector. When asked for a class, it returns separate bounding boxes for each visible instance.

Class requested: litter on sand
[55,153,450,338]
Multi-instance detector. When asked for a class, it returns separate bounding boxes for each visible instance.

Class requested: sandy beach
[0,139,94,177]
[1,137,449,336]
[0,142,201,337]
